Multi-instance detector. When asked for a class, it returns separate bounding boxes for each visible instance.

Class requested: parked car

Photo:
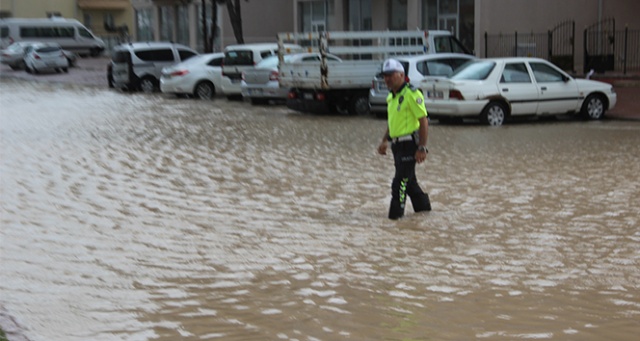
[420,57,618,126]
[159,52,225,100]
[1,41,77,70]
[222,42,304,98]
[110,42,198,93]
[23,42,69,74]
[241,52,342,105]
[369,53,476,117]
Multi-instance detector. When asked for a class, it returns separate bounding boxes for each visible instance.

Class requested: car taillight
[316,92,325,101]
[34,54,41,60]
[449,89,464,100]
[288,91,297,99]
[171,70,189,77]
[269,71,279,81]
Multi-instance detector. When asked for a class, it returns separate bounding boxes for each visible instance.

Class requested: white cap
[382,58,404,75]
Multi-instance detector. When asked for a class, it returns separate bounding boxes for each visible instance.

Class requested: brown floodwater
[1,79,639,341]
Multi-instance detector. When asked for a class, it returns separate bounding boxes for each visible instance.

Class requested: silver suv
[110,42,198,93]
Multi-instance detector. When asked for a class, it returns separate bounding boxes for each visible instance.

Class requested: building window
[348,0,372,31]
[176,5,189,46]
[299,1,327,32]
[422,0,474,53]
[159,6,174,41]
[136,8,154,41]
[84,14,92,30]
[104,13,115,31]
[389,0,407,30]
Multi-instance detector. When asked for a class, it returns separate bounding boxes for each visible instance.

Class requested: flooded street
[1,79,639,341]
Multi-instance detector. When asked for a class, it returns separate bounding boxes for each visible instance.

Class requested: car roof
[393,53,476,63]
[224,43,302,51]
[114,41,194,51]
[473,57,549,63]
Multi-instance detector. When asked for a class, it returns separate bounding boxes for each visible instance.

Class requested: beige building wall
[221,0,293,45]
[0,0,78,18]
[476,0,640,71]
[0,0,135,46]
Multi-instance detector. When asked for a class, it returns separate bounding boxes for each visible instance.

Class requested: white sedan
[160,52,226,100]
[23,42,69,74]
[420,57,617,126]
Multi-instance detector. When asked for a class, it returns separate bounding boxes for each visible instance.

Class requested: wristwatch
[418,146,428,153]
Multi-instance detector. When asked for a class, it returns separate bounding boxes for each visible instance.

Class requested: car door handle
[502,88,509,92]
[540,86,547,91]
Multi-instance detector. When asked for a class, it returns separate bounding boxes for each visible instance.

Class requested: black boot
[412,192,431,212]
[388,199,405,220]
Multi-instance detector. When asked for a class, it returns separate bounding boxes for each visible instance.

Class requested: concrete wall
[219,0,293,45]
[476,0,640,72]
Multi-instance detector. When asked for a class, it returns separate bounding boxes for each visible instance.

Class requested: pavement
[1,56,638,121]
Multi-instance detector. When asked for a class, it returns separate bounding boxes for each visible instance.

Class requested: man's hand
[377,142,388,155]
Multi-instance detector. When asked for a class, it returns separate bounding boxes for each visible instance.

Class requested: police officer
[377,58,431,220]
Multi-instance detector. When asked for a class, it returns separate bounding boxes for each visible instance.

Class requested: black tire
[9,64,21,71]
[55,68,62,73]
[62,67,68,73]
[139,77,158,93]
[438,116,463,124]
[250,98,268,105]
[194,81,215,100]
[580,94,606,120]
[480,101,507,126]
[349,94,370,116]
[25,64,32,74]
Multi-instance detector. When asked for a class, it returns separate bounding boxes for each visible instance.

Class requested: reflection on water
[1,80,639,341]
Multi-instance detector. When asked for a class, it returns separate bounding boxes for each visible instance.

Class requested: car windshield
[179,54,209,66]
[256,55,280,69]
[451,60,496,80]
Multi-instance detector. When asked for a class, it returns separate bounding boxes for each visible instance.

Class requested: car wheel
[25,64,32,74]
[349,94,370,116]
[439,116,463,124]
[139,77,157,94]
[9,64,21,71]
[480,102,507,126]
[580,94,605,120]
[62,67,68,73]
[194,81,215,100]
[250,98,268,105]
[56,68,61,73]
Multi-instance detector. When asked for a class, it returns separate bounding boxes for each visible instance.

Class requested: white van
[111,41,198,93]
[0,17,105,56]
[221,43,303,97]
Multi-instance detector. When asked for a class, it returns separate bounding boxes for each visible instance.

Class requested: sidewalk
[1,56,639,121]
[590,75,640,121]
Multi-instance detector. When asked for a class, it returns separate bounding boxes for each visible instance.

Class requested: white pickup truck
[277,30,468,116]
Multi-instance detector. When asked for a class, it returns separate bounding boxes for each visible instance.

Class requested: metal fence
[484,21,640,75]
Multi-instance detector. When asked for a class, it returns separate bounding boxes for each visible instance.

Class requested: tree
[225,0,247,44]
[201,0,247,52]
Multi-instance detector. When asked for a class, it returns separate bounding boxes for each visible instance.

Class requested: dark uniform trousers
[389,140,431,219]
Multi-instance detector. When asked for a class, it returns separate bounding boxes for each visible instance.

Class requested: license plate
[427,90,444,99]
[249,89,262,96]
[303,93,314,100]
[231,78,242,83]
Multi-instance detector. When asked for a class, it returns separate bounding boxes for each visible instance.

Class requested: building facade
[0,0,136,50]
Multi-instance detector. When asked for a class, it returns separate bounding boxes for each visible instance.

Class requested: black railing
[484,20,640,75]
